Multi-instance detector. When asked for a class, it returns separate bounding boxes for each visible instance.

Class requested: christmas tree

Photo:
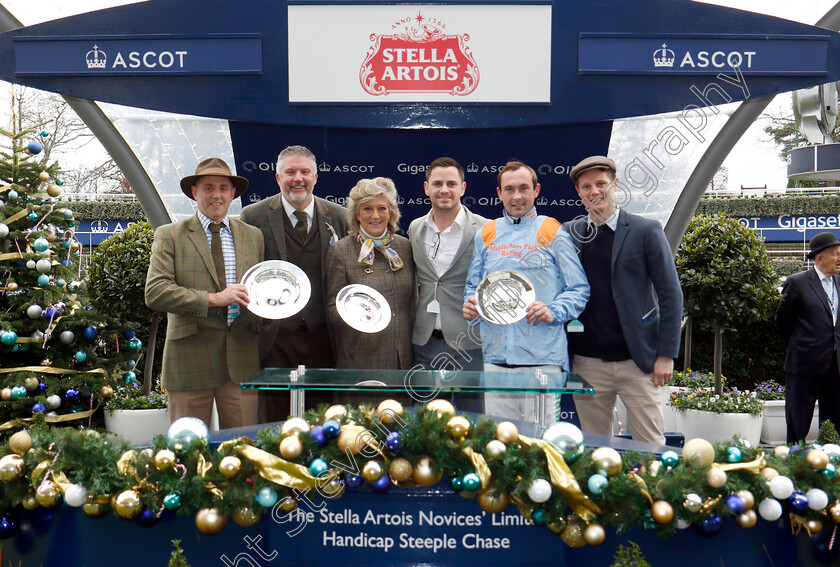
[0,124,138,427]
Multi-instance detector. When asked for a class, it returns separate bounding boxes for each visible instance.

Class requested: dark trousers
[412,335,484,414]
[258,325,336,423]
[786,355,840,442]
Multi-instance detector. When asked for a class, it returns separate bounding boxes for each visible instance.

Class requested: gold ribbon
[4,209,28,225]
[463,447,491,490]
[712,454,765,474]
[53,471,72,494]
[519,435,602,521]
[0,365,107,376]
[0,403,100,431]
[236,443,316,491]
[117,450,138,476]
[628,472,654,505]
[194,454,224,499]
[31,460,51,485]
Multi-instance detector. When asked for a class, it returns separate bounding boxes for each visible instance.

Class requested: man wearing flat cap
[564,155,683,446]
[146,157,264,428]
[776,231,840,442]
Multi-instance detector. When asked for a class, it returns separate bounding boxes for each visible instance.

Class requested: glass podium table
[241,367,594,427]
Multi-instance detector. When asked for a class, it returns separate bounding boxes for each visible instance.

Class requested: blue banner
[74,219,137,247]
[736,214,840,243]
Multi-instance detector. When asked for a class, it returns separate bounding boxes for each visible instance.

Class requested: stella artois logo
[360,12,479,96]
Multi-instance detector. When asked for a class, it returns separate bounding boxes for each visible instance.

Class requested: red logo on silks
[360,12,479,96]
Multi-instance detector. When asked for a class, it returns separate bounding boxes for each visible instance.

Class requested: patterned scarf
[356,228,404,271]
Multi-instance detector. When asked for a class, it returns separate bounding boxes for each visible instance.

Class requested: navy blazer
[775,267,840,377]
[564,209,683,374]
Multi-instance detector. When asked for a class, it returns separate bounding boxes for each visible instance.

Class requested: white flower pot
[675,408,763,447]
[104,408,170,444]
[661,386,686,432]
[760,400,819,445]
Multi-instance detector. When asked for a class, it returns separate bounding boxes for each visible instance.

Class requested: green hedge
[66,200,146,221]
[696,195,840,217]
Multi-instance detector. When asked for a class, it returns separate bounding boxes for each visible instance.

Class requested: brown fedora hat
[180,157,249,199]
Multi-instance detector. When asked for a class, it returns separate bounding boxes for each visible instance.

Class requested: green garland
[0,402,838,546]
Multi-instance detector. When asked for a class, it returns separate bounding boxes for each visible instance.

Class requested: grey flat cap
[570,155,617,184]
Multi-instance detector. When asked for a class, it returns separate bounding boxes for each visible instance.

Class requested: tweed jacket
[408,207,488,351]
[326,233,417,369]
[240,194,348,359]
[145,215,264,390]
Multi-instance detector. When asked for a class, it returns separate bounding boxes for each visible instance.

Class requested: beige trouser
[572,355,665,445]
[168,380,259,430]
[484,363,559,424]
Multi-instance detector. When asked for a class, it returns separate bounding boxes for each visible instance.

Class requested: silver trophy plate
[240,260,311,319]
[336,284,391,333]
[476,269,535,325]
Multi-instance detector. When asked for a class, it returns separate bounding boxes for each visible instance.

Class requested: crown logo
[536,197,548,206]
[86,45,107,69]
[397,196,405,205]
[318,163,331,172]
[248,193,262,203]
[466,163,479,173]
[653,43,675,68]
[90,220,109,233]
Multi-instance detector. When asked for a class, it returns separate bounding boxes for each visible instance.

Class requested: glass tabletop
[241,368,593,394]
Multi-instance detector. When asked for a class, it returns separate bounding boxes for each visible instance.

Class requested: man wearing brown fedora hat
[776,231,840,442]
[146,157,264,429]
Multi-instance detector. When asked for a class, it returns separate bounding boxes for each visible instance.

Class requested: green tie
[294,210,308,242]
[209,222,227,289]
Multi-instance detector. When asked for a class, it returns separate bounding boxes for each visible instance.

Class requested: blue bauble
[27,141,43,154]
[531,508,547,526]
[63,209,73,219]
[163,493,181,511]
[1,330,17,345]
[462,472,481,491]
[127,337,142,351]
[60,259,72,266]
[33,237,49,252]
[371,475,391,493]
[385,431,403,452]
[64,388,79,402]
[824,463,837,480]
[122,328,136,340]
[726,494,745,515]
[587,473,609,495]
[310,426,327,448]
[61,240,71,249]
[56,179,64,186]
[694,514,722,536]
[40,130,49,138]
[789,492,809,513]
[134,508,159,528]
[74,351,87,362]
[660,450,679,467]
[166,417,210,453]
[123,371,137,384]
[345,474,364,490]
[10,386,27,400]
[450,476,464,491]
[322,420,341,438]
[542,422,584,462]
[56,278,65,287]
[37,274,49,286]
[726,447,743,463]
[256,487,278,508]
[124,359,136,370]
[27,212,38,222]
[83,326,98,341]
[35,382,47,394]
[43,307,56,320]
[0,511,20,539]
[6,190,17,201]
[31,403,46,413]
[309,458,329,477]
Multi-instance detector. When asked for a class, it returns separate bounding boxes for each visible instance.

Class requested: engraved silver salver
[476,269,535,325]
[240,260,311,319]
[336,284,391,333]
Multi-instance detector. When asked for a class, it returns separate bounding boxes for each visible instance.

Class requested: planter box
[760,400,819,445]
[104,408,170,444]
[675,408,763,447]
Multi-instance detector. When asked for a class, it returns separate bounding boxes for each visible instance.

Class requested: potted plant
[756,380,818,445]
[669,388,763,446]
[662,370,718,431]
[104,384,169,444]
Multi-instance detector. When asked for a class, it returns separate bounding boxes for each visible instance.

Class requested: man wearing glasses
[408,157,488,410]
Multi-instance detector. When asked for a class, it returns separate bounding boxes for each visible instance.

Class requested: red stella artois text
[360,12,479,96]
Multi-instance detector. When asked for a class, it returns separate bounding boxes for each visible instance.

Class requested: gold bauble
[591,447,623,476]
[0,388,11,401]
[195,507,228,535]
[36,480,59,508]
[495,421,519,444]
[807,519,824,534]
[280,417,310,436]
[831,502,840,523]
[651,500,674,524]
[734,509,757,529]
[279,496,298,513]
[113,489,141,519]
[683,438,715,466]
[560,521,586,548]
[808,449,830,470]
[760,467,779,481]
[583,523,606,546]
[337,425,366,455]
[9,430,32,454]
[362,460,384,482]
[5,282,17,292]
[82,497,111,518]
[231,506,261,527]
[324,405,348,421]
[737,489,755,511]
[707,467,727,488]
[154,449,177,472]
[389,458,413,482]
[0,454,24,482]
[476,484,510,514]
[24,377,39,391]
[683,493,703,513]
[38,171,50,182]
[376,399,404,425]
[447,416,471,441]
[46,231,56,243]
[279,436,304,460]
[774,445,790,459]
[486,440,507,458]
[219,456,243,479]
[47,184,61,198]
[412,457,442,486]
[648,460,662,477]
[100,385,114,398]
[426,399,456,418]
[21,493,38,510]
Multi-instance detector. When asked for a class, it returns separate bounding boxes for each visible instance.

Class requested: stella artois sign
[360,12,479,96]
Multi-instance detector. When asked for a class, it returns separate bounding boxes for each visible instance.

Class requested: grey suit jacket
[239,194,348,359]
[564,209,683,374]
[408,207,488,351]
